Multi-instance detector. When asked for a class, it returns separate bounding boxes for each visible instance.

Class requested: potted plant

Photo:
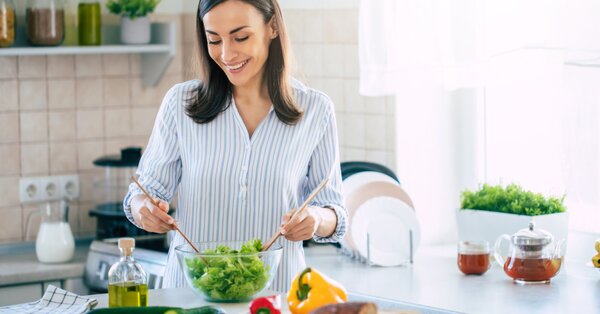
[106,0,161,45]
[456,183,568,248]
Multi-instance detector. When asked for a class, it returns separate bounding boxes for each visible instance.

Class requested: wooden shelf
[0,22,176,86]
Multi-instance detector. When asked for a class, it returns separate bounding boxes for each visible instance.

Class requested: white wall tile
[386,116,395,151]
[319,78,344,112]
[343,147,365,161]
[322,9,358,44]
[343,79,364,113]
[47,55,75,78]
[0,176,20,207]
[0,112,19,143]
[77,140,104,171]
[0,207,22,243]
[0,80,18,112]
[75,55,103,77]
[19,80,47,110]
[50,141,78,174]
[132,107,158,136]
[364,96,387,114]
[344,113,365,148]
[0,144,20,176]
[18,56,46,79]
[103,78,130,107]
[49,111,76,141]
[321,44,345,78]
[104,108,131,138]
[365,149,388,166]
[20,111,48,142]
[76,109,104,139]
[76,79,103,108]
[21,143,49,175]
[365,115,387,149]
[295,43,323,78]
[0,57,17,79]
[343,44,359,78]
[102,54,130,76]
[48,79,76,109]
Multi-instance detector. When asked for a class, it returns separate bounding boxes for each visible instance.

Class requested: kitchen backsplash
[0,8,394,244]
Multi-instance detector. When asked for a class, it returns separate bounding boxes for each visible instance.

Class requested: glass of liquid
[457,241,491,275]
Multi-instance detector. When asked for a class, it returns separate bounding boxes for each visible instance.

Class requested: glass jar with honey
[494,221,565,284]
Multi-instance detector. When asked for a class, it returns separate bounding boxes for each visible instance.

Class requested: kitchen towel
[0,284,98,314]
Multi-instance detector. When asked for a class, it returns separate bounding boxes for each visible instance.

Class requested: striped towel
[0,285,98,314]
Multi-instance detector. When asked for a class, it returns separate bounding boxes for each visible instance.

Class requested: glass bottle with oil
[108,238,148,307]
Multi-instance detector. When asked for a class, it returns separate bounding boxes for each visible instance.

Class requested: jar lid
[93,147,142,167]
[511,221,552,247]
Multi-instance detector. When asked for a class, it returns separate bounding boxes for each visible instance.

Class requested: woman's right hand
[130,194,174,233]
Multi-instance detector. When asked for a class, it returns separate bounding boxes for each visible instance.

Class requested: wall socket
[19,175,80,203]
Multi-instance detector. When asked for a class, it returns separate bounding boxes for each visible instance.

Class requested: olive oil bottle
[108,238,148,307]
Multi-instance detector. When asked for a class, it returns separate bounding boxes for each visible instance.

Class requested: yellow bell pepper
[287,267,347,314]
[592,254,600,268]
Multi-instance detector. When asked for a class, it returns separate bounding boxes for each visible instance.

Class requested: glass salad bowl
[175,240,283,302]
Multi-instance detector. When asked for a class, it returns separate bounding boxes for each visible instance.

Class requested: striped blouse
[123,79,347,292]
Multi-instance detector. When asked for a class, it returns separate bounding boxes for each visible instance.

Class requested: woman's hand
[130,194,174,234]
[281,206,337,241]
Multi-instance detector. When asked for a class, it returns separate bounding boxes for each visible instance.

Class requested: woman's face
[203,0,277,89]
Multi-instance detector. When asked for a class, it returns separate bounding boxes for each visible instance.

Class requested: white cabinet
[0,283,42,306]
[0,278,89,307]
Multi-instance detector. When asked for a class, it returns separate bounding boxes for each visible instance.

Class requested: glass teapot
[494,221,565,284]
[26,199,75,263]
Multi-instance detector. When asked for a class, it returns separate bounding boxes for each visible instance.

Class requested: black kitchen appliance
[89,147,159,240]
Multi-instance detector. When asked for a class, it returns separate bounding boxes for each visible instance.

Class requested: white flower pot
[120,16,151,45]
[456,209,569,250]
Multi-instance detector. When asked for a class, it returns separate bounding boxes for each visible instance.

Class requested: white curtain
[359,0,600,243]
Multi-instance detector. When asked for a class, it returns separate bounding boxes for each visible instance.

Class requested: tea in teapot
[494,221,564,284]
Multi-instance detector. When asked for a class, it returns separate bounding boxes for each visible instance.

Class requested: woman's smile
[224,58,250,73]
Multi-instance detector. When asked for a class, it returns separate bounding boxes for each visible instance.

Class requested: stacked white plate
[342,171,420,266]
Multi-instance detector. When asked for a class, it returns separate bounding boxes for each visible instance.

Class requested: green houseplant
[460,183,566,216]
[456,183,568,250]
[106,0,161,44]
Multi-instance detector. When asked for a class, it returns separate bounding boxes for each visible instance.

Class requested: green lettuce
[184,239,269,300]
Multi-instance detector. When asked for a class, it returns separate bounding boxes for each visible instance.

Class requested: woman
[123,0,347,292]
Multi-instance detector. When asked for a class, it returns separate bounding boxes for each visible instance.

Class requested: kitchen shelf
[0,22,176,86]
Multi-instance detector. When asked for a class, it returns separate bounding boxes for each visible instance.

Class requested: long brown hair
[186,0,302,125]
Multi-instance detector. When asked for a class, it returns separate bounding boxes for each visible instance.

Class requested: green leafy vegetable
[185,239,269,300]
[106,0,161,19]
[460,183,566,216]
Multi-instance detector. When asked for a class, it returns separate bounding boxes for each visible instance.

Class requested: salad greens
[185,239,269,300]
[460,183,566,216]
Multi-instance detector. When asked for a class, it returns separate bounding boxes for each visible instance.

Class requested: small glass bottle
[26,0,65,46]
[0,0,16,47]
[78,0,101,45]
[108,238,148,307]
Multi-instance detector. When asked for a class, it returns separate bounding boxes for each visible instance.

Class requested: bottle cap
[118,237,135,250]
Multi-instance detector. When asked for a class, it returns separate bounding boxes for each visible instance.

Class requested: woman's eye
[207,38,221,45]
[235,36,249,42]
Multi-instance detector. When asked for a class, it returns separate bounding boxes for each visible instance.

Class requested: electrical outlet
[20,177,41,203]
[20,174,81,204]
[59,175,80,200]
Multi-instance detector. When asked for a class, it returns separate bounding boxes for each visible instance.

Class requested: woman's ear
[269,17,278,39]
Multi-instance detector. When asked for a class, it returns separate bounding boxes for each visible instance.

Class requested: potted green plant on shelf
[456,183,568,248]
[106,0,161,45]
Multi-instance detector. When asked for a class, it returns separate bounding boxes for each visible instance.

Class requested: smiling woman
[123,0,348,293]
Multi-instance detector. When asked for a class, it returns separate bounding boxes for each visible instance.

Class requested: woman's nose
[220,41,238,63]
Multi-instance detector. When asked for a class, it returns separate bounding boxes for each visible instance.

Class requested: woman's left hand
[281,206,322,241]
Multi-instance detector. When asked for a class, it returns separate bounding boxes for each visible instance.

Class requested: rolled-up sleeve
[123,85,182,228]
[307,98,348,243]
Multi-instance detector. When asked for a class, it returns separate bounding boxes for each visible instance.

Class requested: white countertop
[303,244,600,314]
[4,233,600,314]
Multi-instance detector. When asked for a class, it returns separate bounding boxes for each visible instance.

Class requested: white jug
[26,199,75,263]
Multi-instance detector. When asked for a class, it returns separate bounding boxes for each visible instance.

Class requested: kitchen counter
[0,240,90,286]
[304,244,600,314]
[4,235,600,313]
